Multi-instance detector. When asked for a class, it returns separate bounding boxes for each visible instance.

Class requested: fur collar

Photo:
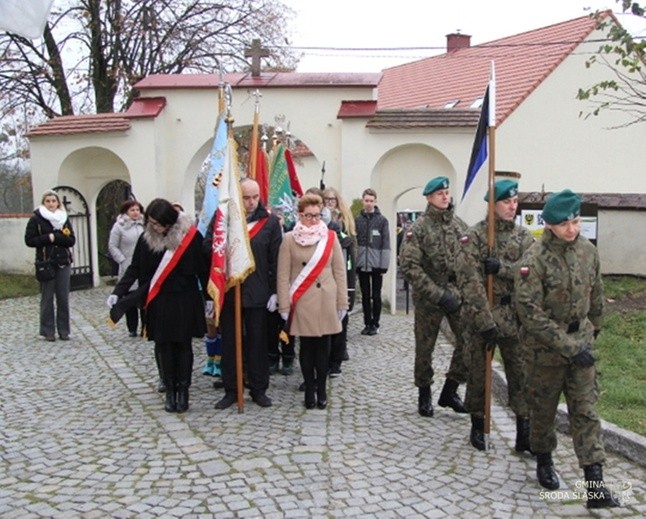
[116,213,144,229]
[143,212,193,252]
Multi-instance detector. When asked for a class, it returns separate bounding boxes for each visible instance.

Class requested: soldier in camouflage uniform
[399,176,469,418]
[515,189,618,509]
[456,179,534,452]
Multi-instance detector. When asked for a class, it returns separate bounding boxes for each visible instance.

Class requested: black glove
[483,257,500,275]
[480,327,498,343]
[571,345,595,368]
[593,329,601,339]
[438,291,461,314]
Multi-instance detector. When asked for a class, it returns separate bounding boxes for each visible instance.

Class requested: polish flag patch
[459,235,469,245]
[519,266,530,277]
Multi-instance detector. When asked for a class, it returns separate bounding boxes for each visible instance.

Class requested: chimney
[446,33,471,52]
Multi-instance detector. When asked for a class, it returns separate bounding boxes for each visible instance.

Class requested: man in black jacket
[208,178,283,409]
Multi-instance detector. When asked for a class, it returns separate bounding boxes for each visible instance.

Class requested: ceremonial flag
[462,63,496,201]
[285,148,304,198]
[197,109,227,236]
[249,145,270,206]
[268,143,297,227]
[0,0,54,39]
[207,136,255,324]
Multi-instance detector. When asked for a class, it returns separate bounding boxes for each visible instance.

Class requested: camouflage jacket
[456,217,534,337]
[398,203,467,306]
[514,229,604,364]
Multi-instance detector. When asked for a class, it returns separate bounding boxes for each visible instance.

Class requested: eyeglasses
[324,197,337,202]
[300,213,321,220]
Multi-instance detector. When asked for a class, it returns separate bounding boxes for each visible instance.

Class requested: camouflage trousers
[413,305,467,387]
[528,360,606,467]
[464,335,528,418]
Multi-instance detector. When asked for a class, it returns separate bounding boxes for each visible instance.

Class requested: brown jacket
[277,231,348,337]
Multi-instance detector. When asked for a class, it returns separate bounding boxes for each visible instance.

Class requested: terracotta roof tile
[378,14,608,125]
[520,192,646,210]
[27,114,131,138]
[366,109,480,129]
[337,100,377,118]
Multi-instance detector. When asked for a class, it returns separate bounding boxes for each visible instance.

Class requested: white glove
[280,312,289,322]
[266,294,278,313]
[106,294,119,309]
[338,309,347,321]
[205,300,214,319]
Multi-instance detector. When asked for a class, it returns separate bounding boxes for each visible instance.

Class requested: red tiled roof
[366,109,480,129]
[378,13,610,125]
[337,100,377,118]
[27,97,167,137]
[27,113,132,137]
[134,72,381,90]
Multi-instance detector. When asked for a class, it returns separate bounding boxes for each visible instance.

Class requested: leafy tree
[0,0,298,145]
[577,1,646,126]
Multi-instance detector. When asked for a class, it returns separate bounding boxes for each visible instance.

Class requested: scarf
[38,206,67,230]
[292,220,328,247]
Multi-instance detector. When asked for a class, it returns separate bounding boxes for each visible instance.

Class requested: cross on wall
[244,39,269,77]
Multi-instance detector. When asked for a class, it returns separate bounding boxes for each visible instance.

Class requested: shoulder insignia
[459,235,469,245]
[519,266,530,277]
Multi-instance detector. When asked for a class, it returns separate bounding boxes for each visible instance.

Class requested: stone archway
[369,143,459,314]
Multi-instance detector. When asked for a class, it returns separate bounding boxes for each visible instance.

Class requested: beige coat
[277,231,348,337]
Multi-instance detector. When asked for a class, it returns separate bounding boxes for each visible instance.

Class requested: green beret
[484,179,518,202]
[423,176,449,196]
[542,189,581,224]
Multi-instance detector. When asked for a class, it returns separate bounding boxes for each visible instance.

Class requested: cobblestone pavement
[0,287,644,518]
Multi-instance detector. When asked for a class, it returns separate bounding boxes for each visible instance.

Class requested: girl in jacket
[108,200,145,337]
[107,199,207,413]
[24,189,76,342]
[277,193,348,410]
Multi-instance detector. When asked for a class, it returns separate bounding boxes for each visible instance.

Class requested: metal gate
[54,186,93,290]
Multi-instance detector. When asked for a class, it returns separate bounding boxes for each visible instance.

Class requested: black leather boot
[470,415,485,451]
[418,386,433,417]
[536,452,559,490]
[176,383,189,413]
[437,378,467,413]
[583,464,620,509]
[164,382,177,413]
[514,416,532,454]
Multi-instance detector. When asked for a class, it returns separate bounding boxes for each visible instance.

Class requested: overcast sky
[281,0,644,72]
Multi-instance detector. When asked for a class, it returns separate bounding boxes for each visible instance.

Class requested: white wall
[0,216,35,275]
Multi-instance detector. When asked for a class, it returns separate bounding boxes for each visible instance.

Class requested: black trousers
[267,310,296,364]
[220,301,269,395]
[300,335,331,403]
[329,313,349,369]
[358,270,383,327]
[156,340,193,389]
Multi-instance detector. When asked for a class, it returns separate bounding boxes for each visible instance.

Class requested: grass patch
[0,273,39,299]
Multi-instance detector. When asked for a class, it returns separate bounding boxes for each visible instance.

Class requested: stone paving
[0,286,643,518]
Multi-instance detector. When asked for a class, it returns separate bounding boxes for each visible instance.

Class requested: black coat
[114,216,207,342]
[24,210,75,266]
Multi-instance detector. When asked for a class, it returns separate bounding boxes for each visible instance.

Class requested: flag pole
[249,90,261,180]
[483,62,497,449]
[224,100,245,414]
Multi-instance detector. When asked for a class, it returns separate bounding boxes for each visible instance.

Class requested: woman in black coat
[108,199,207,413]
[24,190,76,341]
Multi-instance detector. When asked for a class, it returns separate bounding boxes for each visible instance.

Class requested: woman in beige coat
[277,193,348,409]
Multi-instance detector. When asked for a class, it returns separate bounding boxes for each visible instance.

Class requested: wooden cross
[244,39,269,77]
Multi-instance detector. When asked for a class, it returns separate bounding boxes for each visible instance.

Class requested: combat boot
[437,378,467,413]
[469,415,485,451]
[536,452,559,490]
[583,464,620,509]
[514,416,533,454]
[269,360,280,375]
[281,358,294,376]
[176,382,190,413]
[418,386,433,417]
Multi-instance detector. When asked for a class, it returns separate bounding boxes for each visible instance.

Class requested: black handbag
[35,223,56,282]
[35,257,56,282]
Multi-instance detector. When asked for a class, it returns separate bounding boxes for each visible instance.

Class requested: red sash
[289,230,335,308]
[145,225,198,308]
[247,217,268,239]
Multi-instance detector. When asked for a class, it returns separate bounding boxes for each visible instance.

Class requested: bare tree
[577,1,646,126]
[0,0,298,126]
